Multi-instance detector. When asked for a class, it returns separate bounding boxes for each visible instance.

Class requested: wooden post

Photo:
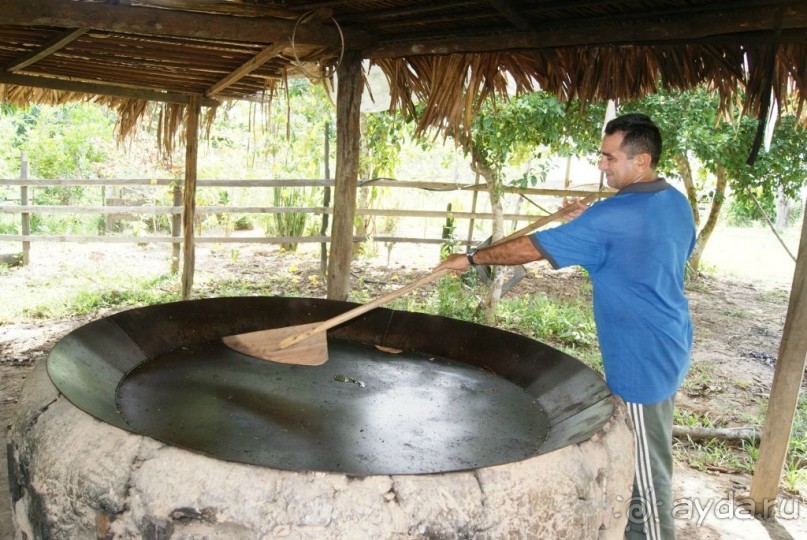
[181,95,201,299]
[320,122,331,278]
[327,51,363,300]
[20,152,30,265]
[171,185,181,274]
[749,198,807,515]
[466,172,480,249]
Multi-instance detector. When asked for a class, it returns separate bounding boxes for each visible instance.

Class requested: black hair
[604,113,662,167]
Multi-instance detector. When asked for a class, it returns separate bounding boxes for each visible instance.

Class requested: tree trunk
[689,165,728,274]
[472,159,506,325]
[181,94,200,300]
[775,187,793,231]
[673,153,700,228]
[353,117,375,258]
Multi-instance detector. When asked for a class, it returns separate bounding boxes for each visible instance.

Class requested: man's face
[598,131,641,190]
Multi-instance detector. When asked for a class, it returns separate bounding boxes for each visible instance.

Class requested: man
[437,113,695,540]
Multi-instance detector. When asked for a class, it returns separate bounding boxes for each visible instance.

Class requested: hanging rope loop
[289,11,345,81]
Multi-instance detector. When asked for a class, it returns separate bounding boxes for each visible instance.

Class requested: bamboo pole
[181,94,201,299]
[749,199,807,516]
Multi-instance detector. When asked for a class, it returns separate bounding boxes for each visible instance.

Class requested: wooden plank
[0,234,484,246]
[0,177,604,198]
[0,72,220,107]
[749,201,807,515]
[327,50,363,301]
[0,204,573,222]
[0,206,180,214]
[5,27,89,72]
[135,0,297,19]
[181,94,201,300]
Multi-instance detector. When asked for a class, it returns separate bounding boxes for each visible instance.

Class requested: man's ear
[633,152,652,170]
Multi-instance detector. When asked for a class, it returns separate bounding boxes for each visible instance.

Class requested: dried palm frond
[2,40,806,148]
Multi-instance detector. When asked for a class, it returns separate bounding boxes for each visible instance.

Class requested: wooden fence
[1,160,600,266]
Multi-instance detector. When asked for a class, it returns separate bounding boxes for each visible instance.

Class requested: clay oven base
[9,360,633,539]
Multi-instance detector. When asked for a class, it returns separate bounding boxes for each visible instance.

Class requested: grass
[673,395,807,496]
[14,274,180,321]
[679,361,719,396]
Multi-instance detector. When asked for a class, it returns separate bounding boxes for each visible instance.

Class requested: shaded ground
[1,239,806,539]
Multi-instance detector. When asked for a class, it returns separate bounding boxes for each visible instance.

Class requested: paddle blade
[222,322,328,365]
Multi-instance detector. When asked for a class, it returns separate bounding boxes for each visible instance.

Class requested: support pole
[750,199,807,515]
[181,94,201,299]
[171,185,181,274]
[20,152,30,265]
[465,172,480,249]
[327,51,363,300]
[320,121,331,278]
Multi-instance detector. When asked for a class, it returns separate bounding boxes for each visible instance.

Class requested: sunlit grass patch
[14,274,179,321]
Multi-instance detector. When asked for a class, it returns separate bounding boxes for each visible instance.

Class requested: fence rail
[1,170,603,262]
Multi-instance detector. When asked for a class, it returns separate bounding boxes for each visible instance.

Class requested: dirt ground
[2,239,806,539]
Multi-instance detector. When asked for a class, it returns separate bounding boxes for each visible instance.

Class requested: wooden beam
[181,94,201,300]
[4,0,369,49]
[363,3,807,57]
[0,71,220,107]
[135,0,297,19]
[327,50,363,301]
[5,27,89,72]
[749,200,807,516]
[205,43,285,97]
[488,0,531,31]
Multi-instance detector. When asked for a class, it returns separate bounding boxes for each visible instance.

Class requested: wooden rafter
[205,43,285,97]
[488,0,531,31]
[134,0,298,19]
[5,27,89,72]
[0,71,219,107]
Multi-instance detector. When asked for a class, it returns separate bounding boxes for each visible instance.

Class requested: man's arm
[436,236,544,273]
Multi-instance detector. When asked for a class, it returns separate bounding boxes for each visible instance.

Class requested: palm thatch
[1,1,806,146]
[374,42,807,139]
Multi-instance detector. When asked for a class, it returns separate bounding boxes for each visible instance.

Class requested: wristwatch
[466,248,478,266]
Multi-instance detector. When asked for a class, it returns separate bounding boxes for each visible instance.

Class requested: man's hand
[435,253,471,275]
[560,197,589,221]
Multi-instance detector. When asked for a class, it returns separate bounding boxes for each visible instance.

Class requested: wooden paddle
[222,192,599,365]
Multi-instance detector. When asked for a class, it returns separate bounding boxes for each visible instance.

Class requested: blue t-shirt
[531,179,696,404]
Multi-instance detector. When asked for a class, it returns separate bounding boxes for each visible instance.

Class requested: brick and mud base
[8,360,634,539]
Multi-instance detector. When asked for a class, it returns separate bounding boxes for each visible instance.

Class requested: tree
[451,92,605,323]
[623,88,807,273]
[354,110,413,257]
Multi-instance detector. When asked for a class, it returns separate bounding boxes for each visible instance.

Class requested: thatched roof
[2,0,806,143]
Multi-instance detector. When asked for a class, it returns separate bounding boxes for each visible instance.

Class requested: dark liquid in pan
[117,339,549,475]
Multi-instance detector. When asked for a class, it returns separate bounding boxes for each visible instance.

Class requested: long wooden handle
[280,268,451,348]
[498,192,598,243]
[280,192,600,349]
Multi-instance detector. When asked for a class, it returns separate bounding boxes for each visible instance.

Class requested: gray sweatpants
[624,397,676,540]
